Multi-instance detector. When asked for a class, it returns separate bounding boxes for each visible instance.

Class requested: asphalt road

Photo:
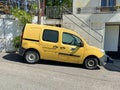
[0,53,120,90]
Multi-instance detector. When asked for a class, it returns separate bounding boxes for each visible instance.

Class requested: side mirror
[77,42,84,47]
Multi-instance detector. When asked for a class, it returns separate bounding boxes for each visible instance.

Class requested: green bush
[12,8,33,25]
[12,36,21,50]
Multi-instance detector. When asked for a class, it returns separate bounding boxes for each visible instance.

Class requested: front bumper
[99,54,110,66]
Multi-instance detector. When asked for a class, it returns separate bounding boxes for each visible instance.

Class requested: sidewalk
[106,52,120,70]
[103,57,120,71]
[113,59,120,69]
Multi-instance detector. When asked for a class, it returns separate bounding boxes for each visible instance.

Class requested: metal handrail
[77,6,117,13]
[46,6,63,19]
[45,6,103,42]
[63,14,102,43]
[62,6,103,43]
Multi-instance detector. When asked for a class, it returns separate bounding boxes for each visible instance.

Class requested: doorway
[104,24,119,52]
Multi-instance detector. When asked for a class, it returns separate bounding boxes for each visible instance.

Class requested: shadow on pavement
[38,59,100,70]
[103,52,120,72]
[2,53,25,63]
[103,60,120,72]
[2,53,100,70]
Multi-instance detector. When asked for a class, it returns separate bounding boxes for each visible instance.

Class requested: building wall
[73,0,120,14]
[62,0,120,51]
[73,0,101,14]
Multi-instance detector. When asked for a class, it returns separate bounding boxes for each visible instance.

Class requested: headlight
[100,49,105,54]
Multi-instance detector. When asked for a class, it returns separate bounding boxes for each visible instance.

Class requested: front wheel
[84,57,98,70]
[24,51,39,64]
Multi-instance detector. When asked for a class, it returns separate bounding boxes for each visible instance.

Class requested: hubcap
[28,54,36,61]
[88,60,95,67]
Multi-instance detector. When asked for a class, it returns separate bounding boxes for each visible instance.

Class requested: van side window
[43,30,58,43]
[62,32,82,46]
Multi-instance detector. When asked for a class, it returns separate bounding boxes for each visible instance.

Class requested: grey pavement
[0,52,120,90]
[0,52,120,71]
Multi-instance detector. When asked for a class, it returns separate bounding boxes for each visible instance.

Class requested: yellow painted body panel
[21,24,105,64]
[39,27,60,61]
[23,25,42,40]
[58,29,85,64]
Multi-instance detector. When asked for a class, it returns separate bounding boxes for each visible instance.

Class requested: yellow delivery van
[19,24,108,69]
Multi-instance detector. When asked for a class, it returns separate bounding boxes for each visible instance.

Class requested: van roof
[26,24,78,35]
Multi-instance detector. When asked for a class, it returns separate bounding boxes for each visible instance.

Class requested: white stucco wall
[73,0,120,14]
[116,0,120,6]
[73,0,101,14]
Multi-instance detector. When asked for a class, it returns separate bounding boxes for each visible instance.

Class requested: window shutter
[101,0,107,7]
[109,0,115,6]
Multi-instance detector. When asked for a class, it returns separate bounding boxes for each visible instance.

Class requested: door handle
[53,45,58,48]
[71,48,76,51]
[60,47,65,49]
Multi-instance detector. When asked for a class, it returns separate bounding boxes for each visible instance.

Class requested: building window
[101,0,116,7]
[101,0,116,11]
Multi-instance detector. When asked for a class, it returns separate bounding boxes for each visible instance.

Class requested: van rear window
[43,29,58,43]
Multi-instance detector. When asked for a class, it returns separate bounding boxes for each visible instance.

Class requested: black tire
[24,50,39,64]
[84,57,98,70]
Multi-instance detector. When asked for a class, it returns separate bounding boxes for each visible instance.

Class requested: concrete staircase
[61,7,104,48]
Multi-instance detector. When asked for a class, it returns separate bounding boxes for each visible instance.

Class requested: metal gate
[0,18,23,52]
[0,18,5,52]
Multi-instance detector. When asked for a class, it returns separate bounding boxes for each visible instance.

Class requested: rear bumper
[99,54,110,66]
[19,47,26,56]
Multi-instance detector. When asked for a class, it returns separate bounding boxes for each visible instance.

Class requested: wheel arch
[84,55,100,65]
[24,48,40,59]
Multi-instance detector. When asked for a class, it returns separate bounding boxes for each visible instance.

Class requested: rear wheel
[84,57,98,70]
[24,50,39,64]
